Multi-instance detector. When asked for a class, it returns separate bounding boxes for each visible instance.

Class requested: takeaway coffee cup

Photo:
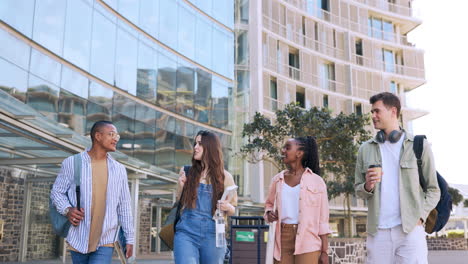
[368,164,382,182]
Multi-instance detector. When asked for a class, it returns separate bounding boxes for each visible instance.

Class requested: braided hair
[294,136,320,175]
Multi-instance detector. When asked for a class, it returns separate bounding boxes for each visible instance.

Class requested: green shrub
[447,230,465,238]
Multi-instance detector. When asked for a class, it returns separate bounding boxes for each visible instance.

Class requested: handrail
[351,54,424,79]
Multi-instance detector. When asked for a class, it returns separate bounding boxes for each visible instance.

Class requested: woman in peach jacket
[264,136,331,264]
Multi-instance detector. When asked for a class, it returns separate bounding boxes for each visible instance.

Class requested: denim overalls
[174,183,226,264]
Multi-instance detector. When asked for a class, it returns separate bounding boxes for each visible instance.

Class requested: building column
[350,215,356,237]
[128,173,146,258]
[19,181,32,262]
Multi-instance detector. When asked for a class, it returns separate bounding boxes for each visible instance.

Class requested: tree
[448,187,463,206]
[239,103,371,237]
[463,199,468,208]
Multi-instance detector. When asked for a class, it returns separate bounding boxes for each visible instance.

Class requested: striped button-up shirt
[51,151,134,253]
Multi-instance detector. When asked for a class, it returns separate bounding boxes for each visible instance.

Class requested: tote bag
[265,193,277,264]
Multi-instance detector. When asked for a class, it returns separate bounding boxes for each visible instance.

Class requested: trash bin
[229,216,269,264]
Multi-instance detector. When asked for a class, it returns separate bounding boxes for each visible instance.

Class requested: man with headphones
[354,92,440,264]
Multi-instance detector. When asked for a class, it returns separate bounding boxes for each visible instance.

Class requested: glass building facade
[0,0,234,261]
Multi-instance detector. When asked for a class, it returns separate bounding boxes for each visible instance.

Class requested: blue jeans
[174,183,226,264]
[70,247,114,264]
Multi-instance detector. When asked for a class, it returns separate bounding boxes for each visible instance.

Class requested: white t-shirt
[378,133,405,228]
[281,182,300,224]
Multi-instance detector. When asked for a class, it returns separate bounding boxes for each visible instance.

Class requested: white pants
[366,225,428,264]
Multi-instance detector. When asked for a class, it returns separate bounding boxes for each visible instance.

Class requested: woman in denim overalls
[174,130,238,264]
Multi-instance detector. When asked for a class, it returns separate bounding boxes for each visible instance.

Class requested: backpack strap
[73,153,82,209]
[413,135,427,193]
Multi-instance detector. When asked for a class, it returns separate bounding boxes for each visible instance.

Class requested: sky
[406,1,468,184]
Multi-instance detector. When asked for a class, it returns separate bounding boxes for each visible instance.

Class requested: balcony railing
[262,15,346,60]
[264,96,284,112]
[352,0,417,17]
[263,57,347,94]
[352,54,425,79]
[265,2,420,47]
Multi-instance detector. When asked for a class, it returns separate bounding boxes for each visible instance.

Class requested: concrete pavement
[428,250,468,264]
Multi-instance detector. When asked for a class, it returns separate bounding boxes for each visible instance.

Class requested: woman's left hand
[319,251,328,264]
[217,200,234,212]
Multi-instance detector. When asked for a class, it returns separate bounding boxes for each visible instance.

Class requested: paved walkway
[428,250,468,264]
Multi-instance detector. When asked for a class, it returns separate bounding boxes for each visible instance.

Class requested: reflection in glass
[174,119,194,170]
[0,29,31,70]
[115,28,138,95]
[159,0,178,50]
[176,64,195,119]
[236,30,249,65]
[64,0,92,71]
[33,0,66,55]
[134,104,156,164]
[195,16,212,69]
[118,0,140,24]
[211,78,230,129]
[0,0,35,37]
[213,0,234,28]
[0,58,28,103]
[155,115,175,172]
[58,89,87,134]
[61,66,89,99]
[137,42,157,103]
[27,75,60,121]
[30,49,61,86]
[194,69,211,123]
[383,49,395,73]
[178,4,196,60]
[90,10,117,85]
[87,82,113,133]
[139,0,159,38]
[372,18,383,39]
[157,52,177,111]
[113,93,136,157]
[383,21,394,41]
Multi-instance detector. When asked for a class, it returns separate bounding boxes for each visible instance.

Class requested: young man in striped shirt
[51,120,134,263]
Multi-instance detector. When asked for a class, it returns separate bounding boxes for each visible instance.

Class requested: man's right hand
[67,207,84,226]
[266,210,278,223]
[364,169,382,192]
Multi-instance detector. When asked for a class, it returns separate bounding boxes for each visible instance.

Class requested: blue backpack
[49,154,82,237]
[413,135,452,234]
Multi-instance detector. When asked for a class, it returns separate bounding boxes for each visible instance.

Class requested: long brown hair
[180,130,225,215]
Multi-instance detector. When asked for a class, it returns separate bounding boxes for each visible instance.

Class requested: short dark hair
[90,120,114,142]
[370,92,401,116]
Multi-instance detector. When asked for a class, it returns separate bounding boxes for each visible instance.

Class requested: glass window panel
[137,42,157,103]
[236,30,249,65]
[29,49,61,86]
[372,18,382,39]
[63,0,92,71]
[0,58,28,103]
[155,115,175,172]
[195,16,213,69]
[61,66,89,99]
[383,21,394,41]
[0,0,35,37]
[139,0,159,38]
[194,0,212,15]
[90,10,116,85]
[236,70,249,95]
[367,18,372,37]
[157,51,177,111]
[159,0,178,49]
[115,28,138,95]
[383,49,395,73]
[33,0,66,55]
[211,77,229,129]
[113,93,136,157]
[212,26,228,76]
[194,69,211,123]
[58,89,87,134]
[118,0,139,24]
[174,120,193,170]
[27,74,59,121]
[95,1,117,22]
[102,0,117,9]
[178,4,196,60]
[176,61,195,118]
[213,0,234,28]
[134,104,156,164]
[87,82,113,133]
[0,29,30,70]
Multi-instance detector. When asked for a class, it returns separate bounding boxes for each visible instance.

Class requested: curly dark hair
[294,136,320,175]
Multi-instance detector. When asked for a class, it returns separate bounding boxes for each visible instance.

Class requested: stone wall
[138,198,152,255]
[26,182,58,260]
[0,167,25,262]
[329,238,366,264]
[427,238,468,250]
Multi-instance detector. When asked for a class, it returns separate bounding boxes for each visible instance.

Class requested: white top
[281,182,301,224]
[378,133,405,228]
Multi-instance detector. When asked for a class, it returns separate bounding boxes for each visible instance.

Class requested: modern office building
[235,0,426,236]
[0,0,234,261]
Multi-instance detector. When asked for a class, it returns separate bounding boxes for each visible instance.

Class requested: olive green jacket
[354,132,440,236]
